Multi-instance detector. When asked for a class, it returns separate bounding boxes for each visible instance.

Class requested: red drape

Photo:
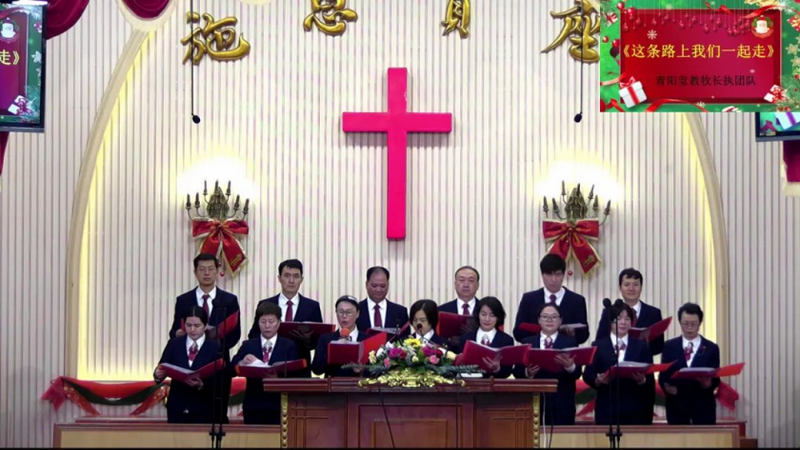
[0,132,7,178]
[119,0,172,20]
[45,0,91,39]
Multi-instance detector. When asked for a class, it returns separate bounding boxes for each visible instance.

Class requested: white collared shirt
[260,334,278,362]
[196,286,217,317]
[543,287,566,306]
[628,300,642,318]
[610,334,629,362]
[682,335,702,367]
[367,298,388,328]
[455,297,477,315]
[540,331,559,349]
[413,329,435,343]
[186,334,206,367]
[476,328,497,347]
[278,292,299,321]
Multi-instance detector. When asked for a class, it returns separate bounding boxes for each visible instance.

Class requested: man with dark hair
[248,259,322,378]
[356,266,409,333]
[168,253,241,422]
[595,268,665,356]
[440,266,481,316]
[513,254,589,345]
[659,303,721,425]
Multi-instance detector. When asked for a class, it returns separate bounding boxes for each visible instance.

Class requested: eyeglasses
[336,310,357,317]
[196,266,217,273]
[680,321,700,328]
[539,315,561,321]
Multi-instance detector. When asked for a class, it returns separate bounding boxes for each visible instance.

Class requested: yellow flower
[368,351,377,364]
[445,351,457,361]
[403,338,422,348]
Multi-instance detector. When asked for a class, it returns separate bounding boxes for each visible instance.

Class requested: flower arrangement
[347,338,482,387]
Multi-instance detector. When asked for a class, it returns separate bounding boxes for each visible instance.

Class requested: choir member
[356,266,409,333]
[583,301,655,425]
[595,268,665,356]
[248,259,322,378]
[409,299,446,346]
[513,254,589,345]
[660,302,721,425]
[513,304,582,425]
[312,295,366,377]
[232,302,299,425]
[155,306,221,424]
[458,296,515,379]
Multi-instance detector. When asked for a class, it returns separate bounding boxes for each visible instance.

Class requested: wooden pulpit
[263,378,557,448]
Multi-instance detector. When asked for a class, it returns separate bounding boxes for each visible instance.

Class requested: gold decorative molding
[532,393,541,448]
[280,393,289,449]
[685,113,730,366]
[64,30,149,377]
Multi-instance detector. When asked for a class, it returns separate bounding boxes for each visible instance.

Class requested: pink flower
[428,355,440,364]
[388,347,406,359]
[383,358,391,368]
[422,345,436,356]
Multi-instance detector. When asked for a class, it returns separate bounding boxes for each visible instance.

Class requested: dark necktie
[262,344,272,363]
[684,342,694,362]
[202,294,210,316]
[285,300,294,322]
[188,342,198,362]
[373,305,383,328]
[549,294,557,304]
[462,303,470,315]
[544,337,553,349]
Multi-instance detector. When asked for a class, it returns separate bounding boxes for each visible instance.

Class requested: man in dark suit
[595,268,665,357]
[169,253,242,353]
[312,296,366,378]
[584,301,655,425]
[513,254,589,345]
[660,303,720,425]
[356,266,409,333]
[248,259,322,378]
[440,266,480,346]
[513,304,582,425]
[167,254,241,423]
[231,302,299,424]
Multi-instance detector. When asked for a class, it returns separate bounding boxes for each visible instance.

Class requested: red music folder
[606,361,674,378]
[367,322,411,337]
[670,362,745,380]
[181,310,240,338]
[629,316,673,342]
[517,323,542,335]
[235,359,308,378]
[457,340,531,372]
[328,332,388,365]
[437,312,475,339]
[160,359,224,383]
[526,346,598,372]
[277,322,336,347]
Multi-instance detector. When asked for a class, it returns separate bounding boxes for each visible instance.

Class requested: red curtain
[784,141,800,183]
[45,0,91,39]
[0,132,7,178]
[119,0,172,20]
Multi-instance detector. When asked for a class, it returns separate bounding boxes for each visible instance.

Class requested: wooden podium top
[262,377,557,394]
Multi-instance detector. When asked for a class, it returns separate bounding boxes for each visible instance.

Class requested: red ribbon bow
[761,120,778,133]
[619,76,638,89]
[192,219,249,275]
[542,219,601,274]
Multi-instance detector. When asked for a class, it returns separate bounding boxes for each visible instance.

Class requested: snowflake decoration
[647,29,658,40]
[31,51,41,64]
[789,44,800,56]
[793,56,800,66]
[665,4,673,10]
[696,101,707,108]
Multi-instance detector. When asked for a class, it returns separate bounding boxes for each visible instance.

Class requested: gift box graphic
[776,112,800,130]
[7,95,31,115]
[619,78,647,108]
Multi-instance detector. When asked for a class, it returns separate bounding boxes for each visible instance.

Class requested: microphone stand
[209,301,227,449]
[605,310,622,449]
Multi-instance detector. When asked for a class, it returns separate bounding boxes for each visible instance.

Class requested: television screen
[755,112,800,142]
[0,3,46,133]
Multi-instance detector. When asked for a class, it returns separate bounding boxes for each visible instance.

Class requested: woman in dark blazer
[583,301,655,425]
[458,296,515,379]
[409,299,446,346]
[154,306,221,424]
[231,302,298,425]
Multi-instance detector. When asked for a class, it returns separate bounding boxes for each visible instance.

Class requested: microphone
[340,327,351,341]
[192,114,201,124]
[602,298,612,309]
[574,112,583,123]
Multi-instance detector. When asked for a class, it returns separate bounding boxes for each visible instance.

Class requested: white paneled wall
[0,0,797,447]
